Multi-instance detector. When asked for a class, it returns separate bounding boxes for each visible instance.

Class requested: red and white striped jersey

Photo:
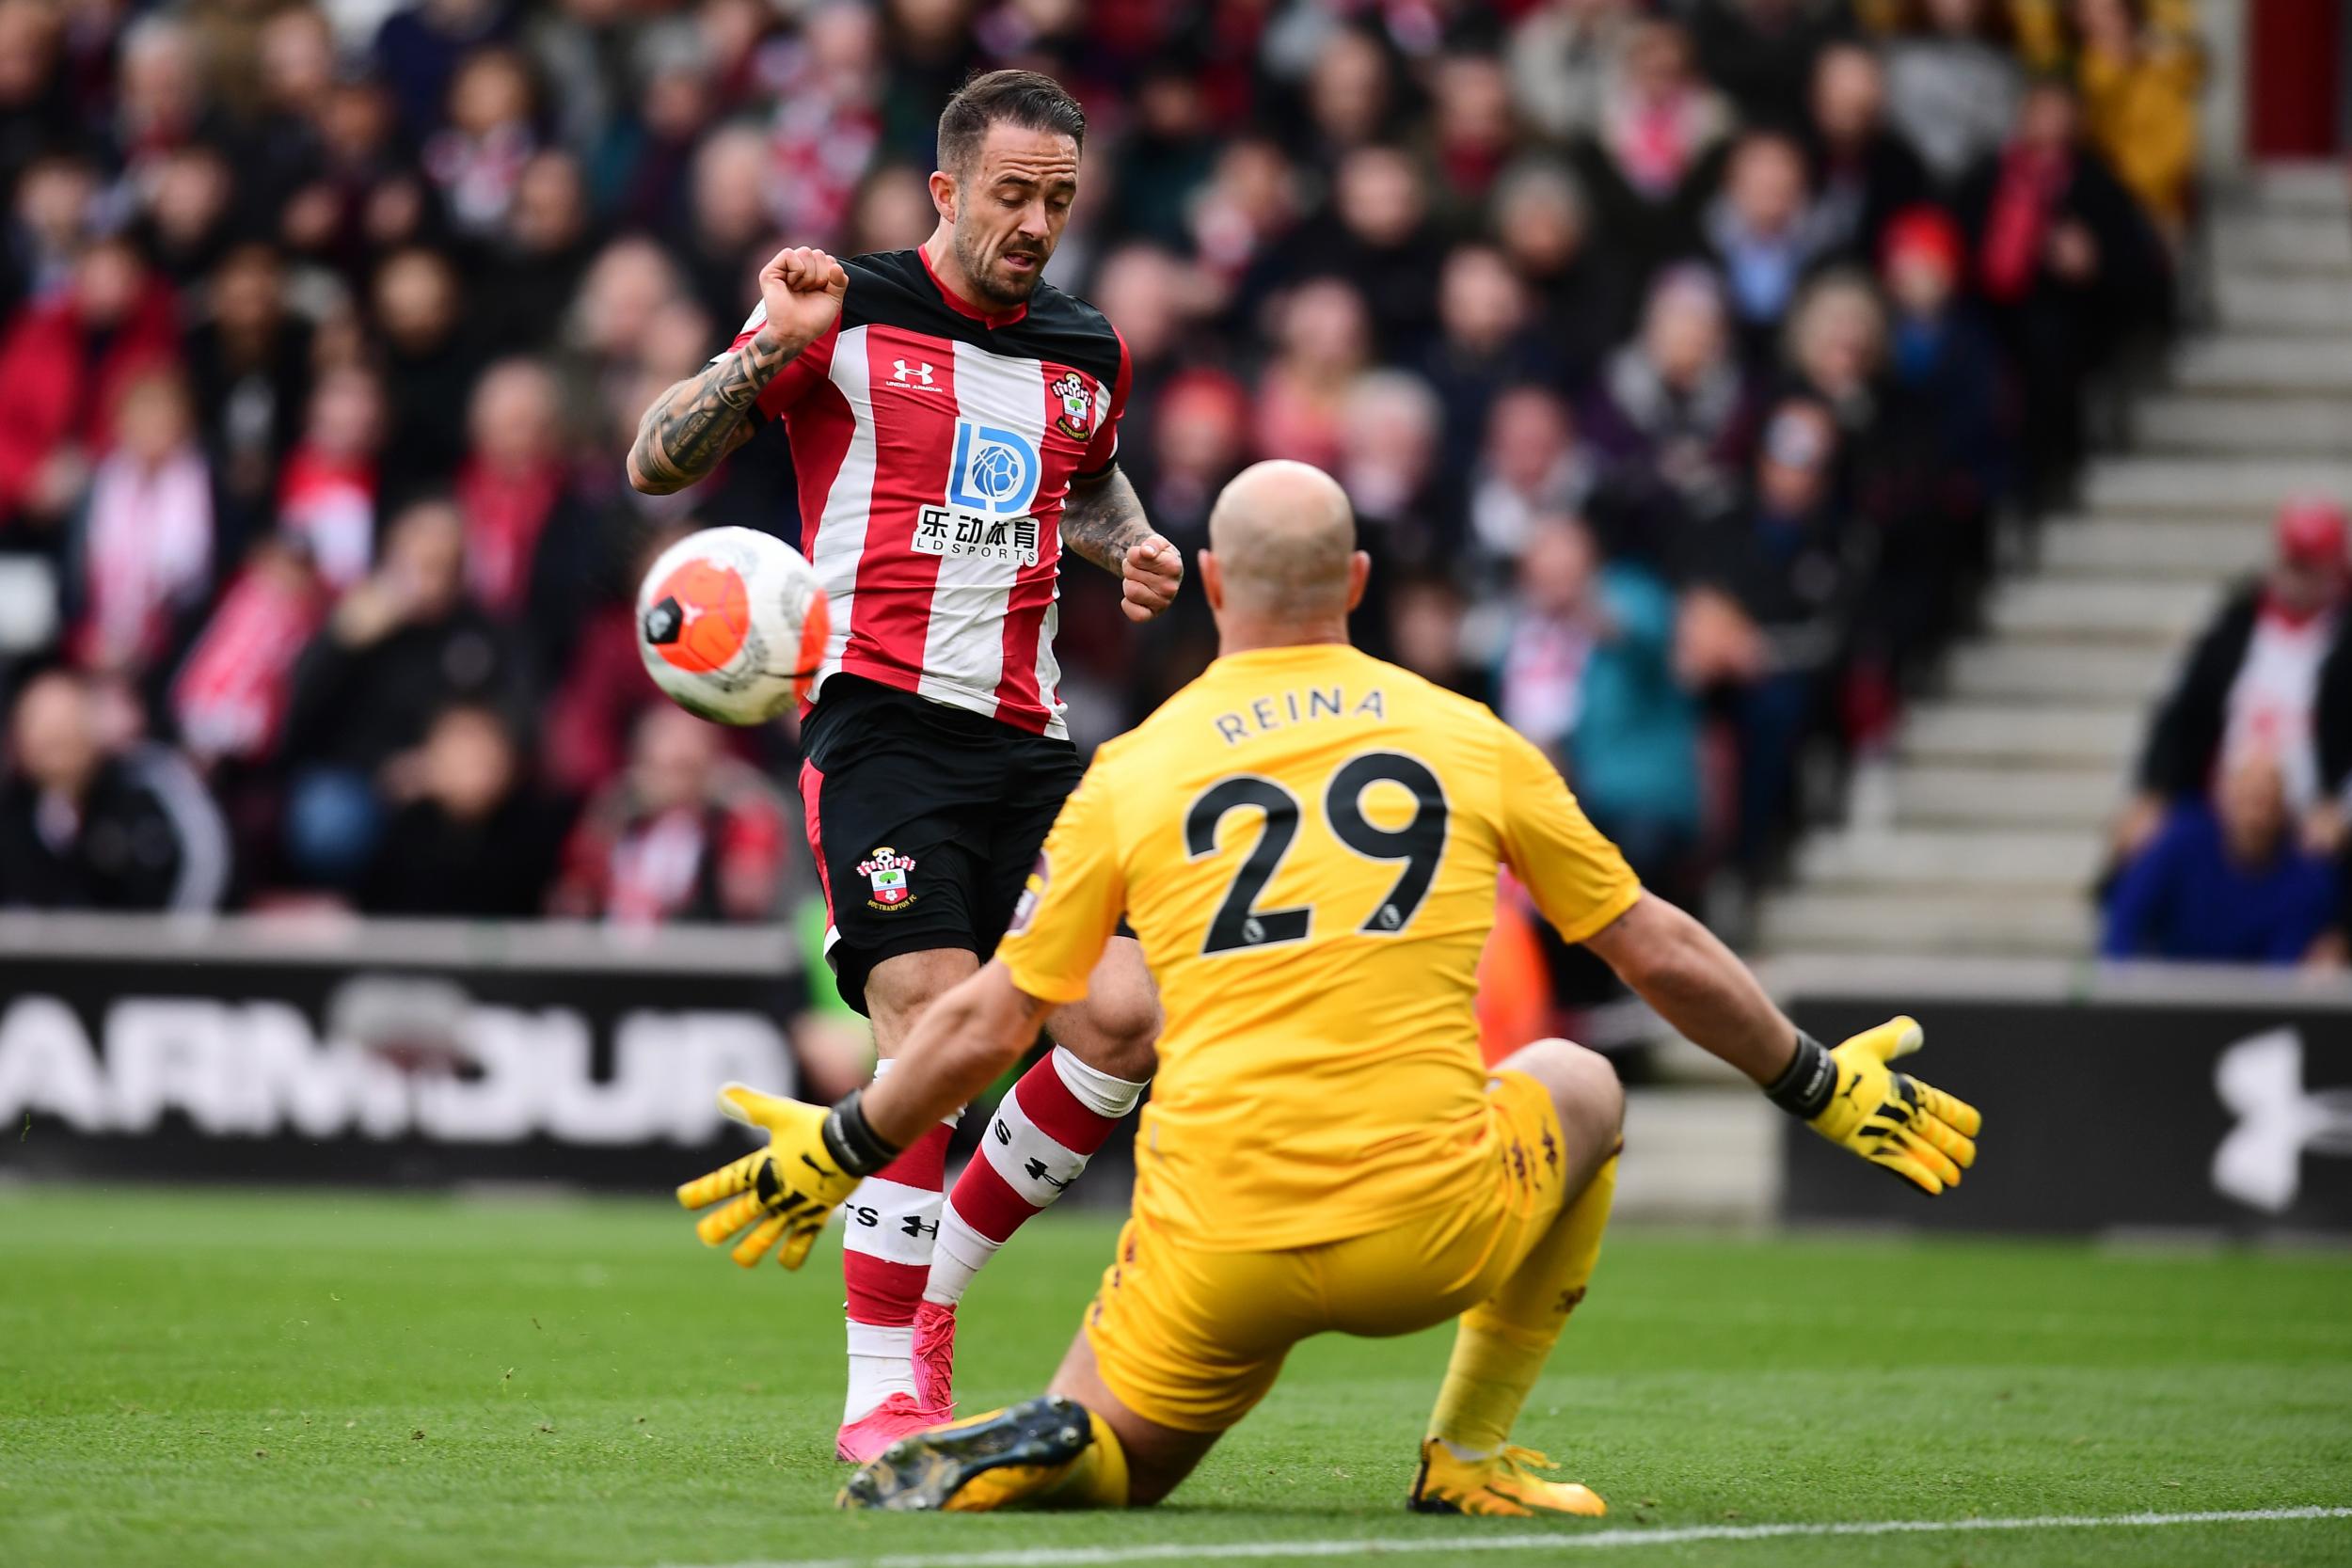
[723,247,1130,739]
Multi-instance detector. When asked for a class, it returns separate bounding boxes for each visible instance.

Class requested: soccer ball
[636,527,830,725]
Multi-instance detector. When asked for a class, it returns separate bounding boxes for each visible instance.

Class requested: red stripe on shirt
[840,326,955,691]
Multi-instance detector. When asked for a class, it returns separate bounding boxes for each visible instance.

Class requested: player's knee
[863,947,980,1045]
[1504,1037,1623,1152]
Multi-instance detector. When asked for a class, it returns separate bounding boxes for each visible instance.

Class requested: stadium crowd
[0,0,2197,941]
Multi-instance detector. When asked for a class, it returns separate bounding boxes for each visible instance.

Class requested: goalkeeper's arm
[862,960,1055,1148]
[1582,893,1980,1194]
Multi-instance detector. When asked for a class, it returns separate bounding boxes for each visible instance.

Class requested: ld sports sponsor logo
[860,847,917,911]
[917,419,1046,566]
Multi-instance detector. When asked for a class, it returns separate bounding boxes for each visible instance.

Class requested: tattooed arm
[1064,464,1182,622]
[625,333,793,496]
[627,245,848,497]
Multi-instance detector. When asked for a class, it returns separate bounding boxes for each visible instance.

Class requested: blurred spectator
[1115,63,1217,247]
[422,46,538,238]
[359,702,569,916]
[0,666,229,911]
[550,704,790,925]
[1496,516,1702,881]
[1883,0,2023,189]
[1422,244,1565,481]
[183,244,313,543]
[0,2,72,207]
[1697,398,1853,870]
[1469,384,1595,574]
[1337,368,1452,593]
[170,532,327,769]
[1956,76,2165,510]
[475,150,595,355]
[1780,269,1886,443]
[1858,205,2006,672]
[1803,40,1931,264]
[2122,498,2352,859]
[2068,0,2201,244]
[1389,572,1483,700]
[372,245,477,487]
[1426,53,1518,217]
[72,371,215,677]
[1491,159,1629,380]
[453,356,598,669]
[374,0,511,142]
[767,2,884,245]
[1703,130,1826,361]
[1507,0,1636,144]
[1289,145,1446,358]
[0,236,177,534]
[1256,277,1374,471]
[277,364,386,592]
[680,123,782,331]
[5,154,100,316]
[281,498,524,886]
[1690,0,1855,133]
[1583,265,1755,558]
[278,73,435,281]
[1569,18,1731,279]
[2102,750,2337,965]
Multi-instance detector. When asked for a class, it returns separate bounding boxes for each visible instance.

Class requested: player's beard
[955,222,1049,309]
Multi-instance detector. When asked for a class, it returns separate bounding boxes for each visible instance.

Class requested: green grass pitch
[3,1187,2349,1568]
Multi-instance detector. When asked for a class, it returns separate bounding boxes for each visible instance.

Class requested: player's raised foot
[835,1392,949,1464]
[912,1299,957,1415]
[1408,1440,1608,1518]
[836,1395,1091,1513]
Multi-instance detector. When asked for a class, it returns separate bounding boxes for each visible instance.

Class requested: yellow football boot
[1407,1440,1608,1518]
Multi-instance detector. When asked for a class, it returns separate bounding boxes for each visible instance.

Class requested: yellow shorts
[1082,1069,1571,1433]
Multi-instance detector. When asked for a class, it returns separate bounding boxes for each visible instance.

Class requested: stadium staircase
[1754,164,2352,962]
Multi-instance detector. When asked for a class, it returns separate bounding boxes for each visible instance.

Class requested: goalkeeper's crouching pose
[677,461,1981,1515]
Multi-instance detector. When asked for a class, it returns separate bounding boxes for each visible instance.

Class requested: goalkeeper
[680,460,1981,1516]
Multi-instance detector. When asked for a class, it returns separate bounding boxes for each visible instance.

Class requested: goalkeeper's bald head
[1202,461,1369,648]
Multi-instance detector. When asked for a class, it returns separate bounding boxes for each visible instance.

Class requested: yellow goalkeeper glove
[675,1083,898,1269]
[1767,1016,1981,1195]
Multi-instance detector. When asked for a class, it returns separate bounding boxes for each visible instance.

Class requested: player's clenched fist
[754,245,849,356]
[676,1083,862,1269]
[1768,1016,1980,1195]
[1120,534,1183,622]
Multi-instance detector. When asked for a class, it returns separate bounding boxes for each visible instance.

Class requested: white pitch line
[663,1504,2352,1568]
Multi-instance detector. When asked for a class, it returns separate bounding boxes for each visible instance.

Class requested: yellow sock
[948,1407,1130,1512]
[1036,1410,1130,1508]
[1428,1153,1617,1458]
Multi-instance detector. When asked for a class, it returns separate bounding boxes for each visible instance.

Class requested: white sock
[844,1321,917,1422]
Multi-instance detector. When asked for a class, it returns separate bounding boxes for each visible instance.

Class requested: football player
[682,462,1980,1513]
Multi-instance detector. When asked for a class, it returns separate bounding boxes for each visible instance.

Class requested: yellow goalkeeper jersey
[996,641,1641,1252]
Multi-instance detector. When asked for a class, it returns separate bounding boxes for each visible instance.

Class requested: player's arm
[1498,733,1981,1195]
[627,245,847,496]
[1062,464,1181,623]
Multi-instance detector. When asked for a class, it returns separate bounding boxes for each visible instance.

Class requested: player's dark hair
[937,70,1086,175]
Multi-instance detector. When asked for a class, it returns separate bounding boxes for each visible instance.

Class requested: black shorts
[798,675,1084,1016]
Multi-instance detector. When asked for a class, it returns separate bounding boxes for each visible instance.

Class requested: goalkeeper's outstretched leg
[1415,1037,1622,1517]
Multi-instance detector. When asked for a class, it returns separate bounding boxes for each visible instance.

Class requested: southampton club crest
[1051,372,1095,440]
[859,847,916,911]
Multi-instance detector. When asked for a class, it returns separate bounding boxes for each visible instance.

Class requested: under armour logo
[893,358,935,387]
[900,1215,938,1240]
[2213,1027,2352,1212]
[1023,1157,1072,1192]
